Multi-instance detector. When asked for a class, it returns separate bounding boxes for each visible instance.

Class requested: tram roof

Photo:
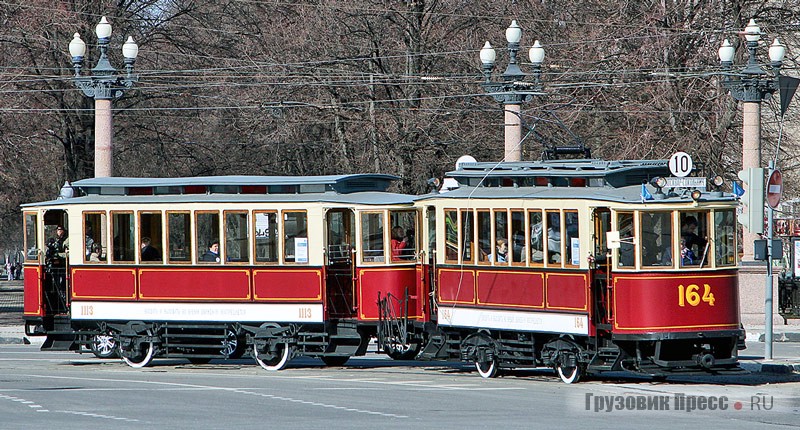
[420,183,736,204]
[22,191,417,208]
[446,159,671,188]
[22,174,418,208]
[70,174,399,194]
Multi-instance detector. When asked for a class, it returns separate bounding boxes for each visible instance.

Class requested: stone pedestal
[739,264,782,326]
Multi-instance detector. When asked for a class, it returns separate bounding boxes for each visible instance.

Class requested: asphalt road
[1,345,800,430]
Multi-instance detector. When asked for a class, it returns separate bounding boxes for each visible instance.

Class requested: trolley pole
[68,17,139,178]
[479,21,545,162]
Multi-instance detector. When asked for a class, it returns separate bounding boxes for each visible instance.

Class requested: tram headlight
[690,189,702,201]
[710,175,724,188]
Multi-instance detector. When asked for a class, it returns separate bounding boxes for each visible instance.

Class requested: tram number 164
[677,284,715,307]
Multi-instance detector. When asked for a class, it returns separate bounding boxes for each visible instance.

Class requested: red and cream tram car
[22,174,426,369]
[22,157,744,383]
[405,158,743,382]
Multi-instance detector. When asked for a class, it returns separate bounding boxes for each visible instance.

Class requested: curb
[739,361,800,374]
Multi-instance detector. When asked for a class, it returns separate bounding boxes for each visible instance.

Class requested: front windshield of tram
[613,209,734,270]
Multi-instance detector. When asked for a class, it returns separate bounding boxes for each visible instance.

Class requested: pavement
[2,279,799,374]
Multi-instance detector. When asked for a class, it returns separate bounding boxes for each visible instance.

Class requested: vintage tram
[22,157,744,382]
[391,158,743,382]
[22,174,427,369]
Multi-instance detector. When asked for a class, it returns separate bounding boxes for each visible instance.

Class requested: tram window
[511,210,526,264]
[196,212,221,264]
[326,210,352,261]
[167,212,192,262]
[225,211,249,263]
[444,210,458,262]
[84,212,107,263]
[477,210,491,264]
[283,211,308,264]
[492,210,509,265]
[389,210,417,262]
[461,210,474,263]
[714,209,736,267]
[427,206,436,250]
[546,211,562,265]
[529,210,544,264]
[564,211,579,266]
[680,211,709,267]
[254,211,278,263]
[24,212,38,261]
[139,212,163,263]
[616,212,635,268]
[641,212,672,267]
[361,212,384,263]
[112,212,135,262]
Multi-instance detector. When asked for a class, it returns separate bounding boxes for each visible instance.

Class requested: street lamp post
[68,16,139,178]
[717,19,785,263]
[480,20,545,162]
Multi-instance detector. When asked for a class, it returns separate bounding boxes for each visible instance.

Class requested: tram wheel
[253,324,292,371]
[475,358,499,379]
[321,356,350,367]
[253,341,291,371]
[555,362,583,384]
[122,330,155,369]
[90,332,119,359]
[220,329,246,359]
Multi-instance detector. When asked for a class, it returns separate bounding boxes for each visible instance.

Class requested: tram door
[325,209,356,318]
[41,210,70,316]
[591,208,612,325]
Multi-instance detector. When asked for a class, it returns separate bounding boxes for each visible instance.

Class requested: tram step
[41,336,79,351]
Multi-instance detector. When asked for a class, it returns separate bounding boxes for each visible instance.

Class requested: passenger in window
[89,243,103,262]
[680,238,697,266]
[201,241,220,262]
[547,217,561,262]
[390,226,408,261]
[681,216,706,262]
[488,239,508,263]
[140,237,161,262]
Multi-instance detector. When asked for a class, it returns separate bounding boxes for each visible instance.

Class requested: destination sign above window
[664,177,706,189]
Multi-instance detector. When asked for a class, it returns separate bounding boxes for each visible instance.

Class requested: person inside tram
[201,241,221,262]
[488,239,508,263]
[390,226,408,261]
[45,225,69,267]
[681,216,707,264]
[680,238,697,266]
[140,237,162,262]
[89,243,103,262]
[45,225,69,312]
[547,214,561,263]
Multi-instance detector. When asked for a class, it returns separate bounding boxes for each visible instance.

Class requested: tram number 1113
[677,284,715,307]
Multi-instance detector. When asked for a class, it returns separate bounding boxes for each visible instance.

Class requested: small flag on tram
[641,183,653,201]
[732,181,744,197]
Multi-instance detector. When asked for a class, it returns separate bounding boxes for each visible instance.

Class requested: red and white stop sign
[767,169,783,208]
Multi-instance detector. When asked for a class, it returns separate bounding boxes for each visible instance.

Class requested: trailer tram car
[22,174,427,369]
[400,158,744,383]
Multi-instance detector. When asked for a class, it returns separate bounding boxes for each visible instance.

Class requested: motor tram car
[22,174,426,369]
[22,156,744,383]
[391,157,743,382]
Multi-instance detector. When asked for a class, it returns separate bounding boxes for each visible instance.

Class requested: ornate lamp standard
[68,16,139,178]
[717,19,786,263]
[479,20,545,162]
